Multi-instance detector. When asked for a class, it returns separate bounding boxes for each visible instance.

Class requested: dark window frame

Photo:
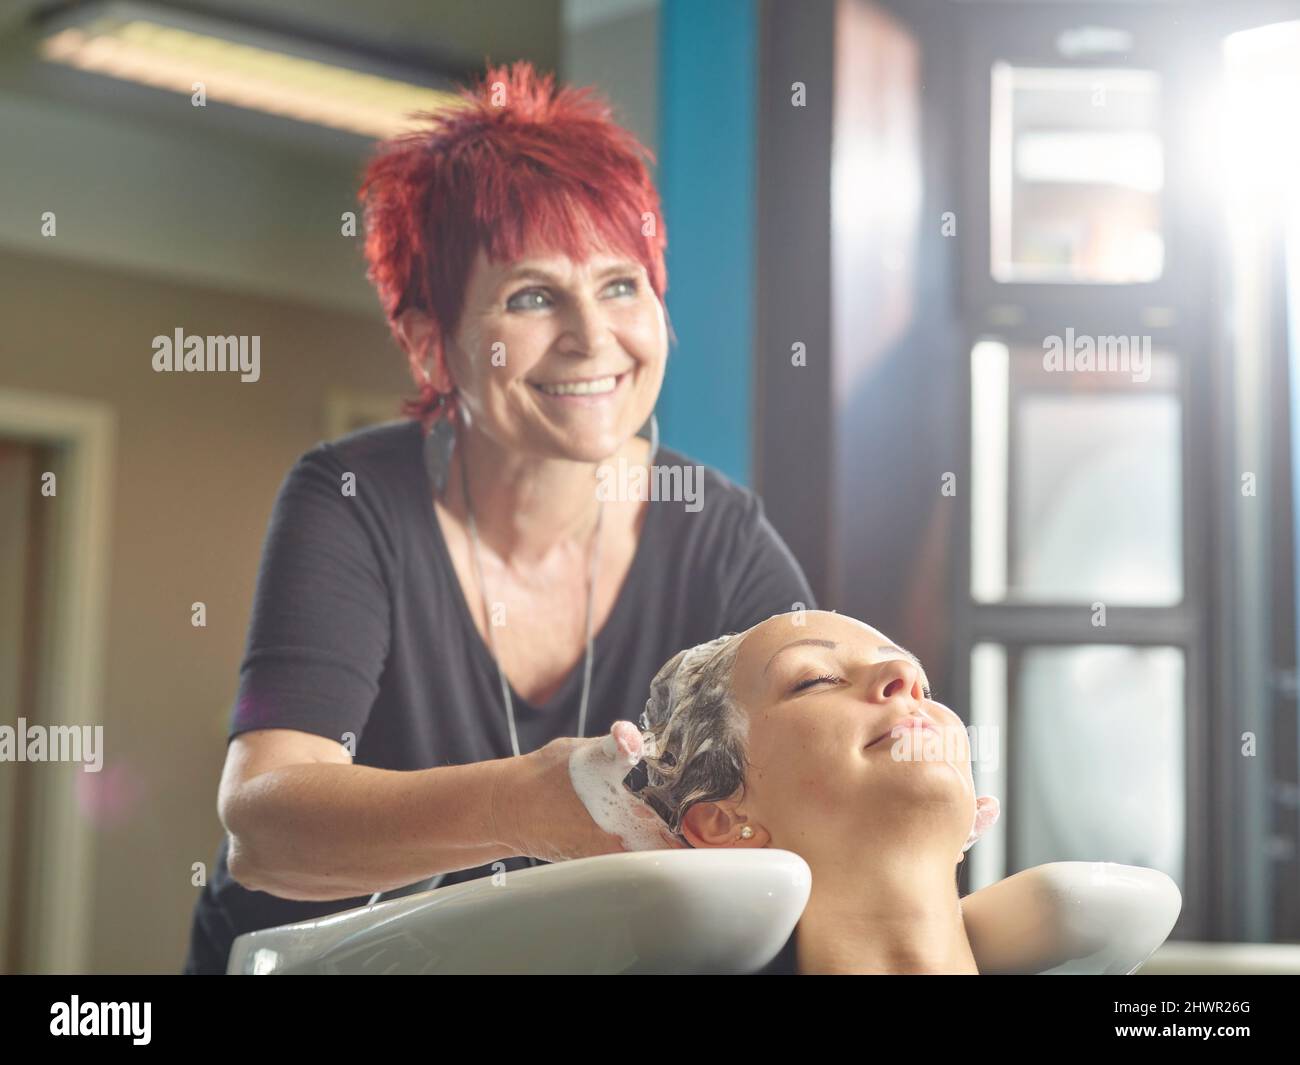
[952,2,1218,938]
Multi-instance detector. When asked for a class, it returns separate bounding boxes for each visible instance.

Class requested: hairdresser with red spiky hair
[183,61,816,973]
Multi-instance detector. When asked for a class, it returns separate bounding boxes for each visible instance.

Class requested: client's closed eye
[791,673,935,700]
[792,673,841,693]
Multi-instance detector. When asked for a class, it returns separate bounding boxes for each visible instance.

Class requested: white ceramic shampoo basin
[227,849,812,975]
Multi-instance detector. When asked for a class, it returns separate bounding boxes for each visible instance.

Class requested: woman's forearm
[223,757,522,901]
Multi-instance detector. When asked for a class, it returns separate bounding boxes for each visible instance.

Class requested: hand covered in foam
[568,721,686,851]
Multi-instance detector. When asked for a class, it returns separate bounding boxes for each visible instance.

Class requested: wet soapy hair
[633,632,749,839]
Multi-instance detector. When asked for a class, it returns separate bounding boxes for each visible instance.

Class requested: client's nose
[870,658,926,704]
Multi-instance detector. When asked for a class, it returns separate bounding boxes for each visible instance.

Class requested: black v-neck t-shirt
[183,419,816,973]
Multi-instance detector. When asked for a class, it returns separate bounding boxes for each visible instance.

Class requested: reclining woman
[628,609,1181,975]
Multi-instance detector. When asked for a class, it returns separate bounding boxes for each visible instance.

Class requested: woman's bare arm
[218,729,525,900]
[961,861,1182,974]
[218,726,648,901]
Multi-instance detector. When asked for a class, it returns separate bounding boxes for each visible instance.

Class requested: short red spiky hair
[358,59,669,430]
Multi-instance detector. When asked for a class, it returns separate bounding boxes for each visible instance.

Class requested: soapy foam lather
[569,721,678,850]
[569,636,743,850]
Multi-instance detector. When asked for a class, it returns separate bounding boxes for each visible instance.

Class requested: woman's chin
[872,756,972,798]
[540,427,638,465]
[565,438,629,465]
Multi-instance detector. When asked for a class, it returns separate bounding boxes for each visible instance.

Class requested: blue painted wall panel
[656,0,756,485]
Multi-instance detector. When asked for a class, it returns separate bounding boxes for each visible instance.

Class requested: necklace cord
[458,431,603,868]
[371,418,622,904]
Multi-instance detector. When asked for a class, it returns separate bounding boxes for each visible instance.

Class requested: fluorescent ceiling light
[36,1,465,138]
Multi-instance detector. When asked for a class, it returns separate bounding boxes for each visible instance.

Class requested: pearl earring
[738,826,754,840]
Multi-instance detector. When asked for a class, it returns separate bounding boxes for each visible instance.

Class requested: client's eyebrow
[763,639,930,683]
[764,638,838,675]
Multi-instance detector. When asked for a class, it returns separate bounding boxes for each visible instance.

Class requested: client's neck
[794,849,977,975]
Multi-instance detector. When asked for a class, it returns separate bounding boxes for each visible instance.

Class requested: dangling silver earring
[423,392,458,498]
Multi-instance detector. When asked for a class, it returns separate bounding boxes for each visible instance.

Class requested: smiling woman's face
[442,243,667,462]
[710,610,977,859]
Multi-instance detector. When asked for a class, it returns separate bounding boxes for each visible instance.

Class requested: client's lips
[866,717,939,749]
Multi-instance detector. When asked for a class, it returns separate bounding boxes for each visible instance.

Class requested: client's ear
[958,795,1001,861]
[679,801,769,849]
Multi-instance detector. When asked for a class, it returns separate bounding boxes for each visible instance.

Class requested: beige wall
[0,246,406,972]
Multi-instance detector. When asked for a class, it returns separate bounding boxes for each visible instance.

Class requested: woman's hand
[495,721,684,863]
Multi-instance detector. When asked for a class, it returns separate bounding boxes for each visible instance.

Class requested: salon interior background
[1,0,1299,974]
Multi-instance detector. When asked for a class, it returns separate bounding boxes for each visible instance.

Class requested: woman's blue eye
[603,277,638,297]
[505,279,634,310]
[792,673,840,693]
[506,287,551,311]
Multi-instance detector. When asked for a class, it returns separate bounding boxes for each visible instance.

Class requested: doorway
[0,390,115,973]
